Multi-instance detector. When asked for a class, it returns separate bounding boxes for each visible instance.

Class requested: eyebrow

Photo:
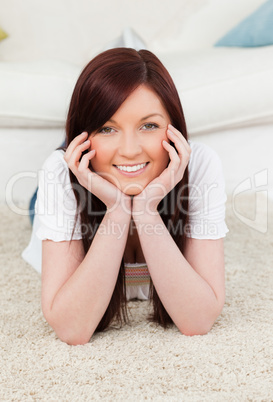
[108,113,165,124]
[140,113,165,121]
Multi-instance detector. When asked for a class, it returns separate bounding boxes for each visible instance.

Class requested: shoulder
[186,141,227,213]
[36,149,81,239]
[188,141,224,186]
[41,149,67,174]
[37,148,74,210]
[188,141,222,173]
[185,141,228,239]
[188,140,220,161]
[39,149,70,186]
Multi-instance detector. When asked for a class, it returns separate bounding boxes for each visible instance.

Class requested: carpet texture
[0,195,272,401]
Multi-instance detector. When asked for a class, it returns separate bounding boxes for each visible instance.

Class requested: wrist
[132,204,160,222]
[106,196,132,220]
[133,211,166,239]
[132,197,158,219]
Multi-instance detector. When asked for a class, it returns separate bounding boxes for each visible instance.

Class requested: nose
[118,131,142,159]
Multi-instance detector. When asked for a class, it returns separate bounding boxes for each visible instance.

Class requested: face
[89,85,171,195]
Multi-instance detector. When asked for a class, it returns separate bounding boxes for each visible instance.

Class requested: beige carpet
[0,195,272,401]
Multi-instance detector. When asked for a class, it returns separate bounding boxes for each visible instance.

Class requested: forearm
[133,212,223,335]
[48,208,131,344]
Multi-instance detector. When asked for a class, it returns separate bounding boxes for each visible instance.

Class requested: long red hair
[65,48,189,332]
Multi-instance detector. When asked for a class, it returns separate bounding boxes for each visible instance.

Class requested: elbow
[179,318,215,336]
[57,331,93,346]
[180,323,213,337]
[52,322,94,346]
[178,303,225,337]
[42,308,94,346]
[54,322,94,345]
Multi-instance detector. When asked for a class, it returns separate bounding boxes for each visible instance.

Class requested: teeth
[116,162,147,172]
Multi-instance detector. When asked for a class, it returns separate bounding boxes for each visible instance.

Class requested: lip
[113,162,149,177]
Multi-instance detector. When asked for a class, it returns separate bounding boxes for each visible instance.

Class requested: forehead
[112,85,168,119]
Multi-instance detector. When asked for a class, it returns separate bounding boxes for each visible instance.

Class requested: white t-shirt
[22,141,228,301]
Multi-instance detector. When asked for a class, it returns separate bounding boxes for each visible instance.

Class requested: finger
[67,139,90,168]
[167,137,191,177]
[167,131,191,163]
[64,132,88,161]
[162,140,180,169]
[168,124,191,152]
[166,129,187,159]
[165,138,189,176]
[163,139,189,182]
[78,149,96,171]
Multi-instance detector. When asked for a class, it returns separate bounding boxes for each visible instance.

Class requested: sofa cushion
[215,0,273,47]
[0,60,81,128]
[102,27,147,51]
[158,46,273,135]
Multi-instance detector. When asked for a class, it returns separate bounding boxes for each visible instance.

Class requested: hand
[64,132,131,214]
[133,124,191,216]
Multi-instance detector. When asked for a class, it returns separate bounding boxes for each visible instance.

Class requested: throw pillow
[0,26,8,42]
[215,0,273,47]
[102,27,147,51]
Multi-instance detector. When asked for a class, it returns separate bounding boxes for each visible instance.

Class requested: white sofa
[1,0,272,208]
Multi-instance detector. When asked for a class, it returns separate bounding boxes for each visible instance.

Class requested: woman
[23,48,228,345]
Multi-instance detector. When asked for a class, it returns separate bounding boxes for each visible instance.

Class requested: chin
[122,187,142,196]
[121,182,146,196]
[121,179,151,196]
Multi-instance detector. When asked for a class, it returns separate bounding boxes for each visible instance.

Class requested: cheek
[89,138,111,170]
[151,141,169,174]
[90,153,109,172]
[160,148,170,170]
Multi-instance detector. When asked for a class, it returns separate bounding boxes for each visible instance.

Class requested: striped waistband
[124,263,150,286]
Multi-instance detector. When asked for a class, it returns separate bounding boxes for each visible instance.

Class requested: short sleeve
[185,142,229,240]
[35,150,82,242]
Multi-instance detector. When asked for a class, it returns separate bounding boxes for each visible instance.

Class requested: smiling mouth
[114,162,149,173]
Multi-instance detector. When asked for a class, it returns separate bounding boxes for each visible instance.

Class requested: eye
[141,123,159,131]
[98,126,115,134]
